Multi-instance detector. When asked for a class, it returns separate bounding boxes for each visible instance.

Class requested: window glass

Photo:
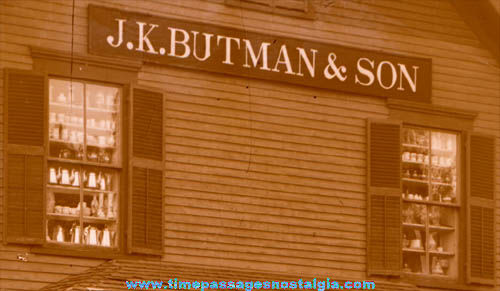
[47,79,120,248]
[402,127,459,277]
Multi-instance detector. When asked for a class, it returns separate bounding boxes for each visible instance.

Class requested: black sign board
[89,5,432,102]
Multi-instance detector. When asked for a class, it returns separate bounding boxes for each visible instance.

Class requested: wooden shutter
[4,69,46,244]
[367,119,402,276]
[128,87,164,255]
[466,133,495,285]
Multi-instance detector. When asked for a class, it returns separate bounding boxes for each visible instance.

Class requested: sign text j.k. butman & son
[89,5,432,102]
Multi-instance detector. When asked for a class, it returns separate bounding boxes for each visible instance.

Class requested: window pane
[401,127,459,278]
[47,161,82,245]
[47,79,121,249]
[85,84,121,165]
[49,79,84,160]
[431,132,458,203]
[82,166,119,247]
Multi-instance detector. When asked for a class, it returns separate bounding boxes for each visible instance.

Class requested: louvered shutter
[128,87,164,255]
[4,69,46,244]
[367,119,402,276]
[467,133,495,285]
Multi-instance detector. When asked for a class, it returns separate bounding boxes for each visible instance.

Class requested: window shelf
[47,213,79,221]
[430,147,454,154]
[402,198,459,208]
[50,122,83,128]
[402,160,429,166]
[402,178,429,185]
[402,143,429,150]
[83,189,115,195]
[48,184,80,194]
[49,102,83,110]
[49,102,117,114]
[403,223,426,229]
[87,106,117,114]
[84,216,117,224]
[431,181,453,187]
[48,213,118,224]
[403,248,425,253]
[87,143,115,149]
[429,225,455,232]
[50,139,82,147]
[47,157,122,169]
[429,251,455,256]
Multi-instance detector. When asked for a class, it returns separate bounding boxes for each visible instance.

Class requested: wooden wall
[0,0,499,289]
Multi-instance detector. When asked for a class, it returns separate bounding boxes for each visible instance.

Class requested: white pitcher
[60,168,70,185]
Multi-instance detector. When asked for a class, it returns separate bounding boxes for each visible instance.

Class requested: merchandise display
[46,79,121,248]
[401,127,459,277]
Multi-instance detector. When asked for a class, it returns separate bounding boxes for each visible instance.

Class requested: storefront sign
[89,5,432,102]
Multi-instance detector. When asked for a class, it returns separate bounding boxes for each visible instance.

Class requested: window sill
[30,243,120,260]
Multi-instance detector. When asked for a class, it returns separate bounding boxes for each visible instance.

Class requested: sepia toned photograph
[0,0,499,290]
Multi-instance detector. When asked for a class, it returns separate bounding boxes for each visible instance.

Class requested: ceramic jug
[54,225,65,242]
[101,227,111,247]
[60,168,70,185]
[71,170,80,187]
[49,167,58,184]
[85,226,99,246]
[88,172,97,188]
[71,224,81,244]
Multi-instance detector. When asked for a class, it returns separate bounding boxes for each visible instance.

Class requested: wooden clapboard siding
[0,0,498,288]
[0,244,103,290]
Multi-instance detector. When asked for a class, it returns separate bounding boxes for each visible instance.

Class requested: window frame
[44,76,125,252]
[400,124,465,285]
[386,98,480,290]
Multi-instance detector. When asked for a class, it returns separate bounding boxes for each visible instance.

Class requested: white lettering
[272,44,295,75]
[398,64,419,92]
[243,40,271,71]
[136,22,159,54]
[377,61,397,89]
[355,58,375,86]
[217,35,241,65]
[296,48,317,78]
[168,28,191,58]
[191,31,213,61]
[106,18,126,48]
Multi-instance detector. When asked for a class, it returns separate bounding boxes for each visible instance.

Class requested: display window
[367,113,496,288]
[401,127,459,277]
[4,67,165,257]
[46,79,121,248]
